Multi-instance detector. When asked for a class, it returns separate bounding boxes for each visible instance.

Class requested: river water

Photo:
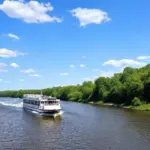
[0,98,150,150]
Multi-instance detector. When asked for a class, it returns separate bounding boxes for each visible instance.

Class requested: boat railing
[23,94,60,101]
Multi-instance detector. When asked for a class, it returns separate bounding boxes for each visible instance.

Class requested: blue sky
[0,0,150,90]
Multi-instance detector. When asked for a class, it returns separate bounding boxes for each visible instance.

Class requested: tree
[125,81,143,105]
[81,81,95,102]
[94,77,111,101]
[144,79,150,102]
[132,97,142,106]
[68,91,82,102]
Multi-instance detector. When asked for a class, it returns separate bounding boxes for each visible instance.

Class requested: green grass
[128,104,150,111]
[89,101,150,111]
[88,101,104,105]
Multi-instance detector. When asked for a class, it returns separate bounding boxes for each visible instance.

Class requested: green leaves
[0,64,150,106]
[68,91,82,102]
[132,97,142,106]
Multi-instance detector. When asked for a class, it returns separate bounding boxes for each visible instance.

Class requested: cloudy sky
[0,0,150,90]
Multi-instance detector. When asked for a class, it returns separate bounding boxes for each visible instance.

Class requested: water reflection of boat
[23,94,62,117]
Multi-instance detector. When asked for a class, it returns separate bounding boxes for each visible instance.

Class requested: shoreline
[88,101,150,112]
[0,97,150,112]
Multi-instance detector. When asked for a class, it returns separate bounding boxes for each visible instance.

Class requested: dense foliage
[131,97,142,106]
[0,64,150,106]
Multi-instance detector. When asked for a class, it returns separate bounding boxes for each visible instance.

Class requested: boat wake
[31,110,64,117]
[0,101,23,108]
[0,98,23,109]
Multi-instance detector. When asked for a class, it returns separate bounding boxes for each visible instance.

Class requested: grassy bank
[128,104,150,111]
[88,101,150,111]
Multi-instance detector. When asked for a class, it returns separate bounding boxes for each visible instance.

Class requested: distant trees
[0,64,150,106]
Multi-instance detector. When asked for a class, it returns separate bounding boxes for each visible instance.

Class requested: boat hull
[23,104,61,115]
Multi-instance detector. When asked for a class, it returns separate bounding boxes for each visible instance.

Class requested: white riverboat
[23,94,62,116]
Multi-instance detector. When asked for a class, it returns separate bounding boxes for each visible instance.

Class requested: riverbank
[88,101,150,111]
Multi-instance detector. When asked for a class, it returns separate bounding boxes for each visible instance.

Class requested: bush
[131,97,142,106]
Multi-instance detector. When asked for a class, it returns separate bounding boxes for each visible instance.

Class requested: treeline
[0,89,41,98]
[0,64,150,106]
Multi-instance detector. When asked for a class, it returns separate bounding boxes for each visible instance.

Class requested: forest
[0,64,150,107]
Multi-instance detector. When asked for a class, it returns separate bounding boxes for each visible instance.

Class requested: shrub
[131,97,142,106]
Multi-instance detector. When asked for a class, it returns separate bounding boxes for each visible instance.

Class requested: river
[0,98,150,150]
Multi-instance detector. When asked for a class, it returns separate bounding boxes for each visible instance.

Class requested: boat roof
[23,94,60,101]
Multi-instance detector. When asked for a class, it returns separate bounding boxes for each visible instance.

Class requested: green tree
[68,91,82,102]
[81,81,95,102]
[132,97,142,106]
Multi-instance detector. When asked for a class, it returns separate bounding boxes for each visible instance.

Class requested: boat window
[40,101,44,104]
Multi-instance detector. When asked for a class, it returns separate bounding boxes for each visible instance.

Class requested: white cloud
[10,63,19,68]
[70,8,111,26]
[29,74,41,77]
[20,79,24,82]
[8,33,20,40]
[60,73,68,76]
[83,73,114,81]
[70,64,75,68]
[137,56,150,60]
[0,69,8,72]
[92,69,99,72]
[92,76,98,79]
[80,64,86,68]
[82,56,86,59]
[0,48,24,58]
[100,71,116,78]
[4,80,11,83]
[82,77,91,81]
[20,68,35,73]
[53,84,61,87]
[0,0,62,23]
[82,77,96,82]
[0,63,7,67]
[103,59,146,67]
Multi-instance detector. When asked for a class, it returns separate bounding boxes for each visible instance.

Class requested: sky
[0,0,150,90]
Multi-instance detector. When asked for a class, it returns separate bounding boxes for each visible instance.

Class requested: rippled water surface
[0,98,150,150]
